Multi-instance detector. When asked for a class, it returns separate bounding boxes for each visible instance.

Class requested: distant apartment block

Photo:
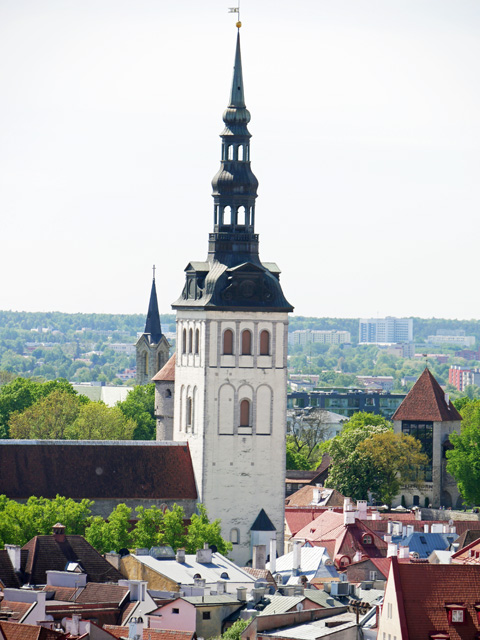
[356,375,395,391]
[110,343,136,355]
[289,329,351,345]
[427,331,475,347]
[449,365,480,391]
[288,390,405,419]
[359,317,413,344]
[378,342,415,358]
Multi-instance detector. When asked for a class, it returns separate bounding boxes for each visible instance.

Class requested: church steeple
[210,30,260,266]
[144,270,163,344]
[173,29,292,313]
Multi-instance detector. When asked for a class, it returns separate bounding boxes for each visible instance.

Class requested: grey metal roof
[396,532,454,558]
[261,613,357,639]
[303,590,343,608]
[182,595,240,606]
[259,596,305,616]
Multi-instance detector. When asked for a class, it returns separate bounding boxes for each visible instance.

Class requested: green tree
[286,439,312,470]
[117,384,156,440]
[185,504,232,556]
[158,504,188,551]
[358,431,428,507]
[222,618,251,640]
[65,402,136,440]
[131,505,165,549]
[447,399,480,505]
[9,390,84,439]
[323,422,392,500]
[0,495,93,548]
[85,504,132,553]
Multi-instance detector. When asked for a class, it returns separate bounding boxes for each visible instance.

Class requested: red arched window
[241,330,252,355]
[223,329,233,355]
[260,330,270,355]
[240,399,250,427]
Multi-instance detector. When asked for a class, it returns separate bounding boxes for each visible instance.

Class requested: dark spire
[144,271,163,344]
[210,30,260,267]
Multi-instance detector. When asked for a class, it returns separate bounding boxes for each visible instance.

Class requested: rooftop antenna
[152,264,156,281]
[228,0,242,28]
[422,353,428,369]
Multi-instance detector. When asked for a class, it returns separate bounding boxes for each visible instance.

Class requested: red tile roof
[75,583,128,604]
[391,559,480,640]
[22,534,124,586]
[0,599,34,622]
[392,368,462,422]
[104,628,195,640]
[152,354,176,381]
[451,537,480,564]
[0,441,197,501]
[285,486,345,508]
[0,620,66,639]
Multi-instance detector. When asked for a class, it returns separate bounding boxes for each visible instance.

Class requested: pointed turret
[144,277,163,344]
[136,269,170,385]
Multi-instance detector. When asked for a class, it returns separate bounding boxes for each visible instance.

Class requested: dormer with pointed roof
[136,274,170,385]
[392,368,462,510]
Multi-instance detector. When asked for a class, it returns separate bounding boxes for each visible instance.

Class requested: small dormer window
[446,604,466,625]
[221,572,229,580]
[362,534,373,545]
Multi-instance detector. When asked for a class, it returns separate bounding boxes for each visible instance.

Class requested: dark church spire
[144,268,163,344]
[210,30,260,267]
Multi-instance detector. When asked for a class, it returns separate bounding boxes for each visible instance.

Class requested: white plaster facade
[173,309,288,566]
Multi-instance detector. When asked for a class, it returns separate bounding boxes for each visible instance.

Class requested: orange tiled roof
[392,368,462,422]
[391,559,480,640]
[152,354,176,381]
[0,620,66,639]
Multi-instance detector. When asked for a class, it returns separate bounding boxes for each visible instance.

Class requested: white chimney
[71,614,81,636]
[387,543,398,558]
[344,510,355,526]
[406,525,414,536]
[237,587,247,601]
[344,497,353,511]
[384,534,392,544]
[424,524,429,533]
[387,522,393,534]
[357,501,367,519]
[217,581,226,594]
[445,393,450,406]
[402,526,407,538]
[253,545,266,570]
[196,543,212,564]
[269,538,277,575]
[398,545,409,559]
[292,541,302,574]
[443,524,449,533]
[176,548,186,563]
[5,545,21,572]
[353,551,362,562]
[312,487,321,504]
[450,526,457,534]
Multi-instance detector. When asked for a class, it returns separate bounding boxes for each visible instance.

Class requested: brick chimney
[53,523,66,543]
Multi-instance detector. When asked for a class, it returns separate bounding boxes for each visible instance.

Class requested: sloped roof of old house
[0,441,197,501]
[21,534,124,586]
[152,353,176,382]
[392,368,462,422]
[0,621,66,640]
[285,486,345,508]
[0,551,21,589]
[390,559,480,640]
[453,529,480,550]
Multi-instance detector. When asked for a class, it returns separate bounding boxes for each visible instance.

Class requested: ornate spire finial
[153,264,156,281]
[228,1,241,28]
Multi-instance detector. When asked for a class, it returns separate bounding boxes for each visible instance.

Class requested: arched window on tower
[241,329,252,355]
[189,328,193,353]
[195,328,200,355]
[182,329,187,354]
[228,145,233,160]
[238,145,244,161]
[260,330,270,355]
[223,329,233,355]
[240,399,250,427]
[223,206,232,225]
[157,353,164,372]
[237,206,246,226]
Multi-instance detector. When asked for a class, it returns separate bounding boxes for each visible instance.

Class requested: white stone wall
[173,309,288,566]
[155,380,175,440]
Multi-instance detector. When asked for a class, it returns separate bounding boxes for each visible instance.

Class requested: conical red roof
[152,353,176,382]
[392,368,461,422]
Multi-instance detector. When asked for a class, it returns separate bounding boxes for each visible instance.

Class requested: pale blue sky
[1,1,479,318]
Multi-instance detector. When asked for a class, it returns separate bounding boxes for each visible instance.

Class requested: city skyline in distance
[1,0,479,319]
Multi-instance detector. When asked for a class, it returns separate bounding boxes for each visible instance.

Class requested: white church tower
[172,28,293,566]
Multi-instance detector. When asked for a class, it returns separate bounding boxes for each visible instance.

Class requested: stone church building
[150,29,293,566]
